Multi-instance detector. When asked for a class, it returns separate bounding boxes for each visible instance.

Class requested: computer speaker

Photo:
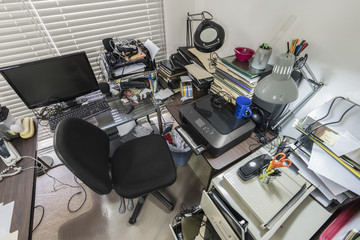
[102,38,115,52]
[99,82,110,95]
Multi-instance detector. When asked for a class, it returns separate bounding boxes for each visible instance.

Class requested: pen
[298,43,308,55]
[287,42,290,53]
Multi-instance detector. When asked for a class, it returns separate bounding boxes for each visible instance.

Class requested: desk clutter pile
[157,46,273,105]
[99,37,274,106]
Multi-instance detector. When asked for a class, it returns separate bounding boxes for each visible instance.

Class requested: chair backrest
[53,118,112,194]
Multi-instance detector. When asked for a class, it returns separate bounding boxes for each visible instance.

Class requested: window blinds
[0,0,167,120]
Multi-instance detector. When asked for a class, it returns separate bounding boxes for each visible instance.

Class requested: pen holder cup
[260,168,276,185]
[234,96,252,119]
[250,46,272,70]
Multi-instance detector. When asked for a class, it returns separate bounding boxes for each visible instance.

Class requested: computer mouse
[124,104,134,114]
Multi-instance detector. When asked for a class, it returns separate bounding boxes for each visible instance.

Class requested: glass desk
[88,96,161,132]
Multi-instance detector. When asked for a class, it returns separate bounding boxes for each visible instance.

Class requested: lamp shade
[254,53,298,104]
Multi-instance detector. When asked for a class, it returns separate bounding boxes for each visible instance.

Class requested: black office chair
[53,117,177,224]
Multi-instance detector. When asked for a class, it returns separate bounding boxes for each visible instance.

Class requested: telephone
[0,138,21,181]
[0,138,21,166]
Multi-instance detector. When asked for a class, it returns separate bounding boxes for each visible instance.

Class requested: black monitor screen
[0,52,99,109]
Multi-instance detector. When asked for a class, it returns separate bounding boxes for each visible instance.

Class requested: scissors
[259,153,292,182]
[267,153,292,171]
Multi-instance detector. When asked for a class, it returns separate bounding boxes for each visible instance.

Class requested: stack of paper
[293,97,360,208]
[0,201,18,240]
[113,63,146,77]
[210,56,272,105]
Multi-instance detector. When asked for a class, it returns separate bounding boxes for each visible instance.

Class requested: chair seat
[111,134,176,199]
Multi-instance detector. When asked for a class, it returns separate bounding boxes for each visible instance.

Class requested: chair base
[128,191,174,224]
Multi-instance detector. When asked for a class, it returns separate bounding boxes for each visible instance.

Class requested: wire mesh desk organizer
[99,38,156,82]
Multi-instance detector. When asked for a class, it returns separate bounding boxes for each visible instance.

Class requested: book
[212,74,253,98]
[221,55,272,79]
[216,62,258,87]
[170,52,189,68]
[211,79,249,105]
[215,68,253,92]
[158,67,186,79]
[159,59,186,76]
[177,46,205,68]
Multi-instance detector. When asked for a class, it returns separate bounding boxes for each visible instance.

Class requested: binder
[159,59,186,76]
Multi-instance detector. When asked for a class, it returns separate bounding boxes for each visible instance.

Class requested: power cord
[172,204,214,240]
[32,205,45,232]
[310,104,357,135]
[67,175,87,213]
[305,96,345,133]
[0,155,44,181]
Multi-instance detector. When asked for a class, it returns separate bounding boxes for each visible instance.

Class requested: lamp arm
[301,63,322,90]
[271,63,323,130]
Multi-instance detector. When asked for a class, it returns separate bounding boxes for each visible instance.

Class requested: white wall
[163,0,360,137]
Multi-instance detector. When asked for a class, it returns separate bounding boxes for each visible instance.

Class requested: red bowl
[234,47,255,61]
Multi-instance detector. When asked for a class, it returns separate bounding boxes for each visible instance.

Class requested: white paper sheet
[144,39,159,61]
[289,152,347,203]
[308,144,360,195]
[154,88,174,100]
[316,173,348,196]
[331,131,360,156]
[0,231,18,240]
[113,63,145,76]
[0,201,14,238]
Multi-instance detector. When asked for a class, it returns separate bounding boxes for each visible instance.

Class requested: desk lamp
[186,11,225,53]
[253,53,323,132]
[254,53,298,104]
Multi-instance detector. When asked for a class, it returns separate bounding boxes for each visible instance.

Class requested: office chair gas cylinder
[53,117,177,224]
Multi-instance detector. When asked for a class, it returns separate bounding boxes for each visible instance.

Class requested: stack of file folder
[185,63,213,90]
[158,53,187,91]
[210,55,272,105]
[291,97,360,210]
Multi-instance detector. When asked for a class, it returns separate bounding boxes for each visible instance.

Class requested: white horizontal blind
[28,0,167,79]
[0,0,167,141]
[0,1,58,119]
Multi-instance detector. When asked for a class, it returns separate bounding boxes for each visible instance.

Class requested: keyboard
[48,99,111,132]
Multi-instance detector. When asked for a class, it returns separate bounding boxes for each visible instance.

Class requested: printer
[176,94,255,157]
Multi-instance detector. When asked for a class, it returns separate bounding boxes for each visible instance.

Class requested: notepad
[223,166,308,229]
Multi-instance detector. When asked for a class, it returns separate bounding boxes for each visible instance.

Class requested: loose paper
[0,202,14,238]
[308,144,360,195]
[144,39,159,61]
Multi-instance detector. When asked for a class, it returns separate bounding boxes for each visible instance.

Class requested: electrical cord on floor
[67,175,87,213]
[32,205,45,232]
[172,203,214,240]
[45,171,79,192]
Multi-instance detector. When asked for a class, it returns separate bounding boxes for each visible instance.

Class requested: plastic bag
[166,129,191,153]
